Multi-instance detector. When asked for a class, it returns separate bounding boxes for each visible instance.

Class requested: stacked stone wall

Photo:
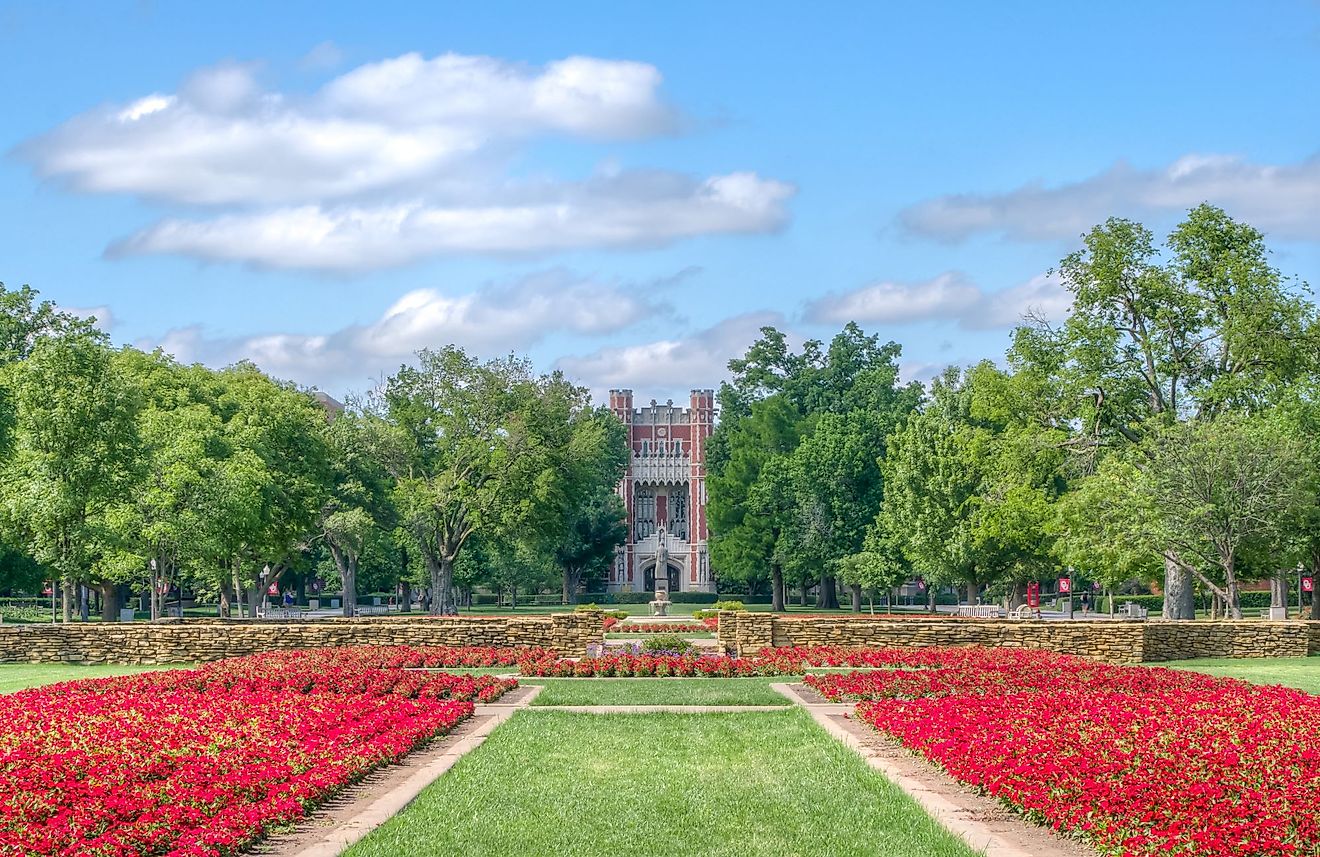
[1141,620,1311,662]
[0,612,603,665]
[715,615,1318,665]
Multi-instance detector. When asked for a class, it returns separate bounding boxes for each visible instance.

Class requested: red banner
[267,582,280,596]
[1026,581,1040,608]
[1058,577,1072,595]
[1303,576,1314,593]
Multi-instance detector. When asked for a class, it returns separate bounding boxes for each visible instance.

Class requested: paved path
[772,683,1095,857]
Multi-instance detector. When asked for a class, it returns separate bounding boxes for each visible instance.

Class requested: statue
[654,526,669,590]
[650,527,672,615]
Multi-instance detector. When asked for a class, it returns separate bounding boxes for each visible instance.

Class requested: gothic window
[640,440,649,456]
[635,488,656,539]
[670,489,688,540]
[673,439,682,457]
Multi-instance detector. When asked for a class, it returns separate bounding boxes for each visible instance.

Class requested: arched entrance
[644,562,681,593]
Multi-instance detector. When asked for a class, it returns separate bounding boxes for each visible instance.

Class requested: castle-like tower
[606,389,716,593]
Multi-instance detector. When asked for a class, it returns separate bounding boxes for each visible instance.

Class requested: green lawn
[345,710,975,857]
[527,677,789,706]
[0,663,185,693]
[1163,656,1320,694]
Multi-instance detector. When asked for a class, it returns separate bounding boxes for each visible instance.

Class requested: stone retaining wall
[716,613,1318,664]
[0,612,604,664]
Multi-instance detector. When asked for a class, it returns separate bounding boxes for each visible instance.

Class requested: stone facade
[717,614,1319,665]
[0,612,604,665]
[607,389,716,593]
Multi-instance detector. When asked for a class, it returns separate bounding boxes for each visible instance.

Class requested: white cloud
[138,269,677,389]
[57,304,116,331]
[321,53,675,137]
[804,271,1068,330]
[804,272,981,325]
[24,54,673,206]
[108,172,792,270]
[299,41,344,72]
[554,311,785,398]
[21,52,789,270]
[899,153,1320,243]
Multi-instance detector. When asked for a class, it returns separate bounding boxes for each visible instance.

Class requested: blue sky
[3,1,1319,402]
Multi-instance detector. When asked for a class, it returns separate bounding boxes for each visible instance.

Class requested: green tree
[708,323,919,609]
[553,484,627,603]
[879,363,1063,606]
[375,347,563,615]
[317,408,393,617]
[0,333,139,621]
[1011,205,1319,618]
[707,395,801,609]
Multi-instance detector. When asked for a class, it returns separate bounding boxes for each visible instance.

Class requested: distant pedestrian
[1080,592,1090,614]
[283,590,294,608]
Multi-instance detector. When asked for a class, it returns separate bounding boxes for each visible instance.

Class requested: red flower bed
[0,648,517,856]
[811,648,1320,856]
[517,652,791,677]
[606,622,710,634]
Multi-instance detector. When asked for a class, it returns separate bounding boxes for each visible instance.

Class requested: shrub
[639,634,695,655]
[712,600,747,611]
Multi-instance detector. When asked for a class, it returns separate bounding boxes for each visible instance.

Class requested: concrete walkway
[772,683,1095,857]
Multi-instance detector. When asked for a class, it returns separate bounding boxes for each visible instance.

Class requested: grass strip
[345,709,976,857]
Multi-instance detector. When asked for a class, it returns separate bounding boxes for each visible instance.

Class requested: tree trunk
[1007,580,1026,611]
[1161,554,1196,619]
[329,543,356,618]
[1224,558,1242,619]
[849,583,862,612]
[562,567,579,605]
[425,554,457,615]
[98,581,120,622]
[798,584,808,607]
[219,577,233,619]
[817,573,838,610]
[60,578,73,623]
[399,580,411,613]
[770,565,785,612]
[232,559,245,620]
[1269,571,1288,618]
[964,581,977,605]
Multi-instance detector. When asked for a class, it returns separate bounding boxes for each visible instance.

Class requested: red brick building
[606,389,716,593]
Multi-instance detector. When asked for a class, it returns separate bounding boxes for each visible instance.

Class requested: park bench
[1009,604,1041,620]
[956,604,1005,618]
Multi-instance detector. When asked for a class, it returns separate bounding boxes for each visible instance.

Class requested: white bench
[956,604,1005,618]
[1010,604,1041,620]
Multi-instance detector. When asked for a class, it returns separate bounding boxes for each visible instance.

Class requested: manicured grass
[345,710,976,857]
[1163,655,1320,694]
[0,663,184,693]
[527,677,789,706]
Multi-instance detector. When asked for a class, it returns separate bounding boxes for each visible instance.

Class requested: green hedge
[582,591,724,604]
[1098,591,1310,613]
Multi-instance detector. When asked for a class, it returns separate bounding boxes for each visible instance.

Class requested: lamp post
[1299,563,1306,621]
[261,564,271,617]
[175,561,183,620]
[149,558,158,620]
